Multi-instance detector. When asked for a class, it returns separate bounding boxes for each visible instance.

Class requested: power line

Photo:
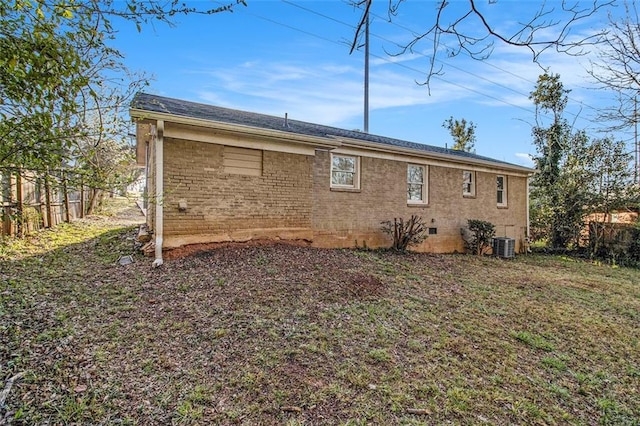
[365,6,608,120]
[237,1,617,139]
[285,0,532,102]
[254,1,538,115]
[280,0,612,132]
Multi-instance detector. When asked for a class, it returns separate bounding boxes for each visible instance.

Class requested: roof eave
[130,108,342,150]
[131,107,535,175]
[335,137,535,175]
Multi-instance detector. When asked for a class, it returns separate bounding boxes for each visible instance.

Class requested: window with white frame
[463,170,475,197]
[330,154,360,189]
[497,175,507,206]
[407,164,427,203]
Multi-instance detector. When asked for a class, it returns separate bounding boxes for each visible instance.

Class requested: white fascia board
[163,122,317,156]
[131,108,535,177]
[130,109,342,151]
[333,138,535,177]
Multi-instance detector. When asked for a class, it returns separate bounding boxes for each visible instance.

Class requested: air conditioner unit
[493,237,515,258]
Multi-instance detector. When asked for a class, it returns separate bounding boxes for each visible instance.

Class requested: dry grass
[1,198,639,425]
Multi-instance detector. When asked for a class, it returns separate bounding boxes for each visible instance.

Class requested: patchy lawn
[1,199,639,425]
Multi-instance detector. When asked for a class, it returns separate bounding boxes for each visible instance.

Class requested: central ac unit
[493,237,515,258]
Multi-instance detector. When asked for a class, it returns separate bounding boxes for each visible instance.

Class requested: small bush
[590,221,640,267]
[627,223,640,264]
[464,219,495,255]
[380,215,427,252]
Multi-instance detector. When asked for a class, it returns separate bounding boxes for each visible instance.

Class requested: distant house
[130,93,534,265]
[583,208,639,249]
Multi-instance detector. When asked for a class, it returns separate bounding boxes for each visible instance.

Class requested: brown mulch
[162,239,312,260]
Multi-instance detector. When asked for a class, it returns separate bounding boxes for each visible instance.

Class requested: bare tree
[349,0,613,89]
[588,2,640,132]
[380,215,428,251]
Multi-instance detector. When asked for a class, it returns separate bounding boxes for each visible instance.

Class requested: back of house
[130,93,533,260]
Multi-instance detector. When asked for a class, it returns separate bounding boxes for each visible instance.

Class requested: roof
[131,92,533,173]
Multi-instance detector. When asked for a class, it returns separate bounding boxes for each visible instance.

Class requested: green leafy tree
[529,73,574,248]
[529,73,639,250]
[442,116,476,152]
[0,0,245,170]
[0,0,244,216]
[0,1,93,171]
[71,106,141,214]
[584,137,639,255]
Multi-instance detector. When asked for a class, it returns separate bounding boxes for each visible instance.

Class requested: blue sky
[114,0,625,167]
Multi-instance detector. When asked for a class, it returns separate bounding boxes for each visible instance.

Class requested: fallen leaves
[0,372,25,408]
[73,385,87,393]
[1,199,639,425]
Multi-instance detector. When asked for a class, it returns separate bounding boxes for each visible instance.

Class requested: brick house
[131,93,534,265]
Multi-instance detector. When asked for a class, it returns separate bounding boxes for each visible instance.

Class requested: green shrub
[464,219,495,255]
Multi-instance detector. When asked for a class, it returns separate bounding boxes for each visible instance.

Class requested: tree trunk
[62,172,70,223]
[79,180,85,218]
[44,176,53,228]
[86,188,102,215]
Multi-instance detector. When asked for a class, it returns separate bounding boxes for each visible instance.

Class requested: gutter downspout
[526,176,531,253]
[152,120,164,267]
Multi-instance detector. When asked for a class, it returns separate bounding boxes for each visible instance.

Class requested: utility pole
[635,96,638,184]
[364,3,369,133]
[350,0,372,133]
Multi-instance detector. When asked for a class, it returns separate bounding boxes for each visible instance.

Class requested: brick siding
[149,136,528,253]
[159,138,314,247]
[312,150,528,253]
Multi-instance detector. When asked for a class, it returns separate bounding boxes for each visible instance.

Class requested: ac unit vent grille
[493,237,515,258]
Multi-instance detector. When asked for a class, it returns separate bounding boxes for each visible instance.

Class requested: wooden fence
[0,170,92,237]
[588,221,638,257]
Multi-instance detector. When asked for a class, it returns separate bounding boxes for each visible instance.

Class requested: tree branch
[367,0,614,90]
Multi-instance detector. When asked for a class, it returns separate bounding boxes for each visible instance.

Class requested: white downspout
[526,176,531,253]
[152,120,164,267]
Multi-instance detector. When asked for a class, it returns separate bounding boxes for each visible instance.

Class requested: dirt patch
[345,273,386,298]
[163,238,312,260]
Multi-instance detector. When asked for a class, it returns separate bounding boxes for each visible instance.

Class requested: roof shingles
[131,92,531,171]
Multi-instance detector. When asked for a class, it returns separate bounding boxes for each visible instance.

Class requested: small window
[463,170,475,197]
[497,175,507,206]
[407,164,427,204]
[223,146,263,176]
[331,154,360,189]
[428,227,437,235]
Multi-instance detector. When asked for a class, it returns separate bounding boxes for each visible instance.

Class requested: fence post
[62,172,70,223]
[37,177,45,230]
[16,170,23,237]
[5,173,14,236]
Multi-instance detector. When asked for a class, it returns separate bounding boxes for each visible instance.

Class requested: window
[223,146,262,176]
[463,170,475,197]
[331,154,360,189]
[497,175,507,206]
[407,164,427,203]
